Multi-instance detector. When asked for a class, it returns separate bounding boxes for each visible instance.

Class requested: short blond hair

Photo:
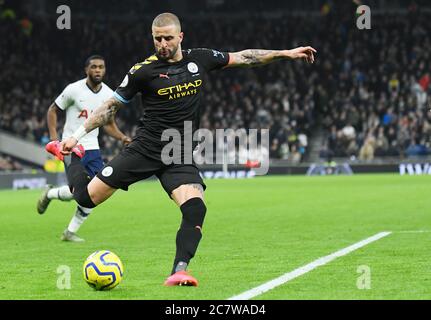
[152,12,181,31]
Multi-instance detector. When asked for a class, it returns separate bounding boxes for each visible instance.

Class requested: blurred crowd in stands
[318,6,431,161]
[0,152,23,171]
[0,1,430,168]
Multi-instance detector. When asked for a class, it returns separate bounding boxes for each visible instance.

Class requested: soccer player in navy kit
[47,13,316,286]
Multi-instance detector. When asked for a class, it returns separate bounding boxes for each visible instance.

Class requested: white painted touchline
[228,231,392,300]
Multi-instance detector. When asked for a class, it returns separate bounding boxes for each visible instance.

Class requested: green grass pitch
[0,174,430,299]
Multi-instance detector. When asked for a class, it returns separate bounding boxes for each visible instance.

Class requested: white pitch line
[228,231,392,300]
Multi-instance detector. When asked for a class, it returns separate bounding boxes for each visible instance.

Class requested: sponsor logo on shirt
[157,79,202,100]
[78,109,88,119]
[159,73,170,79]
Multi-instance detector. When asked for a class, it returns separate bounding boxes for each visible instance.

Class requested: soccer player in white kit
[37,55,131,242]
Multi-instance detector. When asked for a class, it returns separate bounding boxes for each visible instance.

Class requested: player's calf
[61,205,92,242]
[171,197,207,275]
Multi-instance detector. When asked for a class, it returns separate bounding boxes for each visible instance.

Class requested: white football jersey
[55,78,113,150]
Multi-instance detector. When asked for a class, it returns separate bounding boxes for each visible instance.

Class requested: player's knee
[180,197,207,229]
[86,177,116,205]
[67,163,91,191]
[74,187,96,209]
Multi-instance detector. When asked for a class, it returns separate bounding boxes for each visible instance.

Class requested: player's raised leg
[40,142,95,241]
[46,142,117,206]
[164,183,206,287]
[61,149,105,242]
[66,155,117,208]
[37,141,85,215]
[66,156,117,243]
[37,184,74,214]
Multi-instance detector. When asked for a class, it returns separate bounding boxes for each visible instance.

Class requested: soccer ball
[83,250,124,291]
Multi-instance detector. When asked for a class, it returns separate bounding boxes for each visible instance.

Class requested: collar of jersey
[86,81,103,94]
[156,52,187,65]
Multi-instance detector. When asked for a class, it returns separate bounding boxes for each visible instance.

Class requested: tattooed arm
[84,97,123,133]
[225,46,316,68]
[60,97,124,154]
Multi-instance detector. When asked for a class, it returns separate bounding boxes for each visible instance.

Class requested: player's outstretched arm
[225,46,316,68]
[84,96,124,133]
[61,97,124,153]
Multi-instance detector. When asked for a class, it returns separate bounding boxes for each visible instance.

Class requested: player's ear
[178,31,184,43]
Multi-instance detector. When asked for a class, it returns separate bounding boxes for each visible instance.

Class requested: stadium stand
[1,0,430,166]
[0,152,24,171]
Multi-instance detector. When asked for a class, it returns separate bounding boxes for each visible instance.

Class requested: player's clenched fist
[60,137,78,155]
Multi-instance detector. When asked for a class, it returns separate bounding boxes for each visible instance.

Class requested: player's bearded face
[152,25,183,61]
[86,59,105,84]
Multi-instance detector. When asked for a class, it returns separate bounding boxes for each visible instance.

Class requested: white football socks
[67,206,92,233]
[46,187,91,234]
[47,185,74,201]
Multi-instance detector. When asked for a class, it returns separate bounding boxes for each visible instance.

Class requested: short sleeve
[54,84,74,110]
[188,48,229,72]
[114,63,147,104]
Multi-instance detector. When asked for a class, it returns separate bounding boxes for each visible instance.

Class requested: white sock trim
[67,206,91,233]
[47,186,73,201]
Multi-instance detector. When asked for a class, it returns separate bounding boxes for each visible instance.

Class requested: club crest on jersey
[187,62,198,73]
